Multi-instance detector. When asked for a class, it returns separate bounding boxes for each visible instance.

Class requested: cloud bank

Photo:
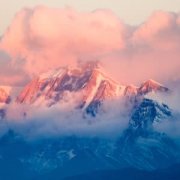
[0,96,130,139]
[0,6,180,86]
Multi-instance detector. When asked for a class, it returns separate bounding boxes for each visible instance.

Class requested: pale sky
[0,0,180,35]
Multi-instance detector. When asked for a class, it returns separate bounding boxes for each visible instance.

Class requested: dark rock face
[86,100,102,117]
[130,98,171,131]
[113,98,178,170]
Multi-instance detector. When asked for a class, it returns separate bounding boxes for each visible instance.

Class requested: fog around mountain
[0,5,180,180]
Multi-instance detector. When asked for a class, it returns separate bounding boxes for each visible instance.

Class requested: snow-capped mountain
[138,79,169,95]
[16,63,169,111]
[16,62,125,108]
[0,63,171,125]
[107,97,178,170]
[0,63,179,179]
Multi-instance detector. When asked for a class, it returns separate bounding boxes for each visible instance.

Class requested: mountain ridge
[14,64,169,110]
[0,64,179,176]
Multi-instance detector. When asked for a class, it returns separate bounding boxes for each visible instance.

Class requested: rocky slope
[15,63,169,115]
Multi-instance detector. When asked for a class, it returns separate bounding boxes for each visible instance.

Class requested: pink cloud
[0,6,128,77]
[0,6,179,86]
[132,11,180,50]
[0,51,29,86]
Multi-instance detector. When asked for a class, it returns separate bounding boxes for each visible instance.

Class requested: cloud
[2,95,130,139]
[133,11,179,48]
[0,6,180,146]
[0,6,180,86]
[100,11,180,85]
[0,6,128,78]
[0,50,29,86]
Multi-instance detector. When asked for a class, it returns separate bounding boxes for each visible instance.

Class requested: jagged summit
[138,79,169,95]
[38,61,103,81]
[16,63,125,107]
[16,63,169,109]
[0,65,177,172]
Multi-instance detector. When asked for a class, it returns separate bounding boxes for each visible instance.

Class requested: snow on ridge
[141,79,165,88]
[83,71,104,109]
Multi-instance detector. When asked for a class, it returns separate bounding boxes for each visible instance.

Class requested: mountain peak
[139,79,169,95]
[38,61,103,81]
[144,79,163,86]
[16,64,169,110]
[16,63,124,106]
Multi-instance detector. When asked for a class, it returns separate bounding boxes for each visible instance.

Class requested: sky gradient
[0,0,180,35]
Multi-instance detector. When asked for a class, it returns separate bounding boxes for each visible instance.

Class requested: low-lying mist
[0,81,180,142]
[1,96,131,140]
